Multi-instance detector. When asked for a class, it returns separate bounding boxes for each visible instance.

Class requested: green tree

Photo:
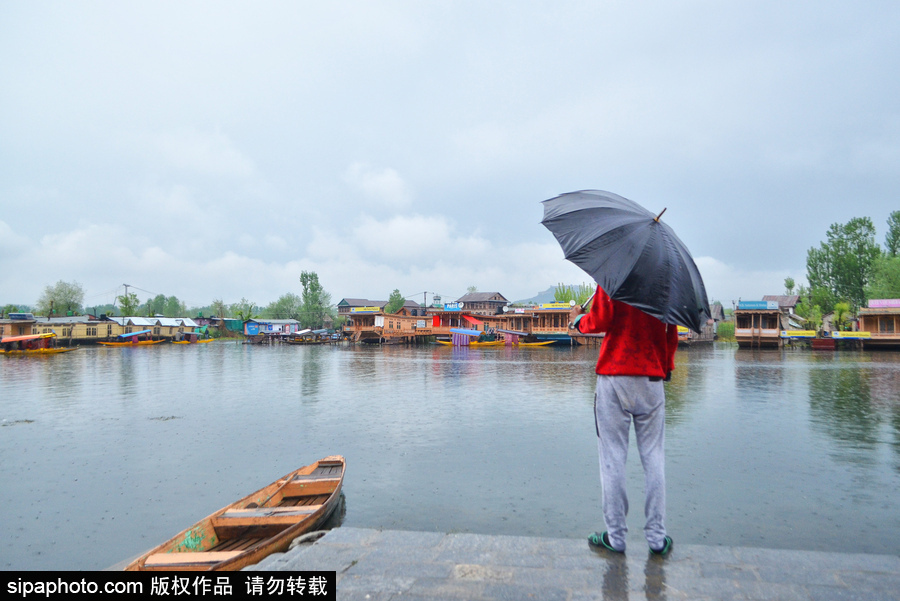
[210,298,228,319]
[833,302,852,331]
[784,277,795,295]
[385,289,405,314]
[163,296,186,317]
[866,255,900,300]
[36,280,85,316]
[1,304,19,318]
[806,217,881,310]
[230,298,257,322]
[806,304,824,333]
[886,210,900,257]
[467,285,478,294]
[554,283,594,306]
[145,294,167,316]
[85,303,116,317]
[117,292,141,316]
[299,271,332,329]
[265,293,302,320]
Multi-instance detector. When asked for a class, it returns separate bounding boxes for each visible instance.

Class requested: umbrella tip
[654,207,667,222]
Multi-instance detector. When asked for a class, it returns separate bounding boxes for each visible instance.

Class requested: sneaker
[588,531,624,553]
[649,535,673,556]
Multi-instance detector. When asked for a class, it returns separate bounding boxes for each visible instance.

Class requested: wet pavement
[249,527,900,600]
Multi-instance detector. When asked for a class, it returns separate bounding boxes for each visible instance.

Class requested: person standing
[570,285,678,555]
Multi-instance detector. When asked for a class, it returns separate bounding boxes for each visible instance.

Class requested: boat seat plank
[220,506,321,519]
[211,505,322,530]
[287,474,342,482]
[145,551,242,567]
[279,494,329,507]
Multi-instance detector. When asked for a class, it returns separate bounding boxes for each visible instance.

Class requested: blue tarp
[118,329,151,338]
[450,328,482,337]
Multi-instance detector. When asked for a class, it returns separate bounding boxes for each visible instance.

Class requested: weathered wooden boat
[0,333,78,355]
[98,330,165,347]
[124,455,345,571]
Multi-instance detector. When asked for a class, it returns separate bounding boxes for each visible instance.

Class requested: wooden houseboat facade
[858,300,900,349]
[734,301,783,348]
[1,315,205,346]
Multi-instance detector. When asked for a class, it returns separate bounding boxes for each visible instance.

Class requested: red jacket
[576,286,678,378]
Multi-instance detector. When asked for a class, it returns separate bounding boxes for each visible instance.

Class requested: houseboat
[734,300,783,348]
[857,299,900,349]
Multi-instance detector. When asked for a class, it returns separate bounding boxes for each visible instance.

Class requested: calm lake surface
[1,341,898,570]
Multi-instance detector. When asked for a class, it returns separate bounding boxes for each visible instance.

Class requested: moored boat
[171,332,214,344]
[435,339,505,347]
[0,332,78,355]
[124,455,345,571]
[98,330,165,347]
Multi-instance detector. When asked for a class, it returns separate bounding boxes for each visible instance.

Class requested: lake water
[1,342,898,570]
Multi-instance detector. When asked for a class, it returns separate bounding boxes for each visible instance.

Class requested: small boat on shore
[0,333,78,355]
[98,330,165,347]
[124,455,345,571]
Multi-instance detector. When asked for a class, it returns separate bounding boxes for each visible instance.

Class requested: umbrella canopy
[541,189,711,333]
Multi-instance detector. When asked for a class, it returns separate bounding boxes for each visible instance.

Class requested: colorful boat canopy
[1,333,56,343]
[117,329,152,339]
[497,329,529,336]
[449,328,482,337]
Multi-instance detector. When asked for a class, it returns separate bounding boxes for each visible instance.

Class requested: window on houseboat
[880,318,895,333]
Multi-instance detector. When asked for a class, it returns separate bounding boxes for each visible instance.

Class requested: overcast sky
[2,2,898,311]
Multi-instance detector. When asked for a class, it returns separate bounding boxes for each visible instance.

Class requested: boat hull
[435,339,505,347]
[124,456,345,571]
[0,347,79,356]
[98,339,166,347]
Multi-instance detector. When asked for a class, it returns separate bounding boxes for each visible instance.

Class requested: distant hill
[513,286,557,306]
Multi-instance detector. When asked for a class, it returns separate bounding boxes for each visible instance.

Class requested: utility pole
[122,284,131,318]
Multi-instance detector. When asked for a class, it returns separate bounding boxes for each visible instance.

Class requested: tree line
[3,270,343,331]
[791,211,900,330]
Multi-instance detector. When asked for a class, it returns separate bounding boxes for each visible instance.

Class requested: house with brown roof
[762,295,801,314]
[454,292,509,316]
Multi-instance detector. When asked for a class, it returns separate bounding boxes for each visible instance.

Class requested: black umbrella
[541,189,711,333]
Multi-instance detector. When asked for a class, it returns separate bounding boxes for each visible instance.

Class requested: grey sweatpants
[594,375,667,551]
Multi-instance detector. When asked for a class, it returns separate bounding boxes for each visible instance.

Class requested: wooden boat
[435,339,554,347]
[435,339,505,347]
[124,455,345,571]
[171,332,214,344]
[98,329,165,347]
[0,333,78,355]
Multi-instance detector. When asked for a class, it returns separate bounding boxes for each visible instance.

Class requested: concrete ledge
[247,527,900,600]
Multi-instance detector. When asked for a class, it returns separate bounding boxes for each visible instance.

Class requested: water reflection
[602,554,629,601]
[643,556,667,601]
[733,349,786,395]
[663,347,708,426]
[808,365,878,466]
[300,346,325,400]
